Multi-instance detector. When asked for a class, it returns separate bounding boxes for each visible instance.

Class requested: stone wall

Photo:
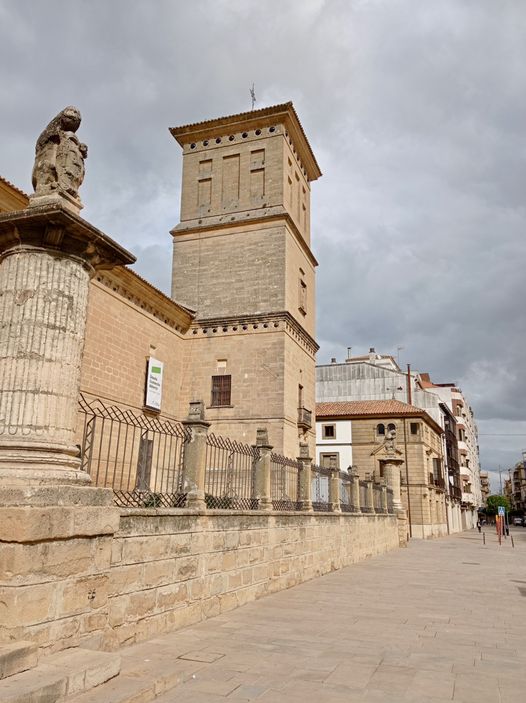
[0,494,399,654]
[104,510,399,650]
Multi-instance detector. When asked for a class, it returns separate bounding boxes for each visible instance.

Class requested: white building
[315,418,353,469]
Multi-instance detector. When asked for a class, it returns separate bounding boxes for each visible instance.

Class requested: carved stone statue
[385,427,397,453]
[31,106,87,203]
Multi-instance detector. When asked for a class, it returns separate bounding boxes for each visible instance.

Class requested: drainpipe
[403,418,413,538]
[406,364,412,405]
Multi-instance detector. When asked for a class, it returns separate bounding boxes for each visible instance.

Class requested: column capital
[0,202,135,272]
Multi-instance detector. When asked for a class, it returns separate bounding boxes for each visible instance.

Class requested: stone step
[0,647,120,703]
[68,637,208,703]
[0,641,38,680]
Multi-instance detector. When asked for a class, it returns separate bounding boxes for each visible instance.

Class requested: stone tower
[170,103,321,456]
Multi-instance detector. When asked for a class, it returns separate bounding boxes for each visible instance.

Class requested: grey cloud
[1,0,524,473]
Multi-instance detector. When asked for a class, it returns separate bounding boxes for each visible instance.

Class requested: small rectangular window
[322,424,336,440]
[410,423,419,435]
[211,375,231,407]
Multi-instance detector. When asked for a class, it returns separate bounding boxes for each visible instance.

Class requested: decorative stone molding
[190,311,319,356]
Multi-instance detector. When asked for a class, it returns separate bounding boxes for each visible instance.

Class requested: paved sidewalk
[121,529,526,703]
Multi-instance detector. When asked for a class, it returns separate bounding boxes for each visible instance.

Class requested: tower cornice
[169,102,322,182]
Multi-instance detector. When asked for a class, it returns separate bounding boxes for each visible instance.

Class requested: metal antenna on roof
[250,83,256,110]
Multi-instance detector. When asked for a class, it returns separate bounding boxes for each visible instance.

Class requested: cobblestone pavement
[132,529,526,703]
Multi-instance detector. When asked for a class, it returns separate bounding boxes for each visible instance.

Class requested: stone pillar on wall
[0,140,135,650]
[0,203,135,486]
[383,459,404,511]
[297,442,313,512]
[381,458,408,547]
[329,467,341,513]
[380,480,388,514]
[254,428,273,511]
[350,467,361,513]
[182,401,210,510]
[363,474,375,514]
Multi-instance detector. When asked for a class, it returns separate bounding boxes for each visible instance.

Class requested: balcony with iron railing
[297,407,312,430]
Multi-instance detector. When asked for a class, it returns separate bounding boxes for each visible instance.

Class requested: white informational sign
[498,506,505,517]
[145,357,163,411]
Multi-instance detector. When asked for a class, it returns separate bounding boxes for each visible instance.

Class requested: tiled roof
[316,400,443,434]
[316,400,426,417]
[0,174,29,199]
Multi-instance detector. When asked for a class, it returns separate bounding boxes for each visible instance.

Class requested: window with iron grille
[211,375,231,407]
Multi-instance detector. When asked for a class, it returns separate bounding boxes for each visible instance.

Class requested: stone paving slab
[76,528,526,702]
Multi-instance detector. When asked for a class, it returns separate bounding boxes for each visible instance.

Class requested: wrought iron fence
[205,433,259,509]
[311,464,332,512]
[78,394,189,508]
[270,453,301,510]
[340,471,353,513]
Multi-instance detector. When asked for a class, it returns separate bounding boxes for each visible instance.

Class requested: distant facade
[316,349,482,530]
[508,459,526,513]
[316,399,451,538]
[479,471,490,504]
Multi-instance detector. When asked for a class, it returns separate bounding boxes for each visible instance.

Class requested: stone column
[0,203,134,486]
[363,474,374,513]
[381,458,408,546]
[254,428,273,511]
[350,467,361,513]
[329,467,341,513]
[297,442,313,512]
[182,400,210,509]
[380,481,388,514]
[383,460,404,511]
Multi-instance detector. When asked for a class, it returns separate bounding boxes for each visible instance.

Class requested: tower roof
[169,102,322,182]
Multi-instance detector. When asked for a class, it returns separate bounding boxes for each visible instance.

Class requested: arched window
[387,423,396,432]
[377,423,385,435]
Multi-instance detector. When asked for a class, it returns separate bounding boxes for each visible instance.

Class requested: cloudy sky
[1,0,525,490]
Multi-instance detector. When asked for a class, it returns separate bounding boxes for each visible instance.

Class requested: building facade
[169,103,321,455]
[316,400,449,539]
[508,459,526,513]
[316,349,481,529]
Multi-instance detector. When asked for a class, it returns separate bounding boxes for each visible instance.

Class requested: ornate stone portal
[0,108,135,485]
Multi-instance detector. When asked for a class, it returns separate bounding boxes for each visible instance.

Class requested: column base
[28,190,83,216]
[298,501,313,513]
[0,466,91,487]
[259,498,273,511]
[0,443,90,486]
